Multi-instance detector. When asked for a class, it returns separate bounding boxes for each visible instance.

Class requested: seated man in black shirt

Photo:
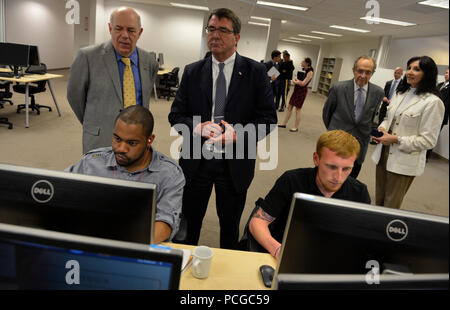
[248,130,370,259]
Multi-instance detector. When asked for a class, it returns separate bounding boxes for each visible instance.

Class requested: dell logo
[31,180,54,203]
[386,219,408,242]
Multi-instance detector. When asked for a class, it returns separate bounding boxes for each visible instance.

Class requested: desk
[163,242,277,290]
[0,69,63,128]
[154,69,172,101]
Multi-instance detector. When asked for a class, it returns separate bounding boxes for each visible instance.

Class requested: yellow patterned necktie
[121,57,136,108]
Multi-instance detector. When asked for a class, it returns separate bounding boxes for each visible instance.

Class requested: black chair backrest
[26,63,47,75]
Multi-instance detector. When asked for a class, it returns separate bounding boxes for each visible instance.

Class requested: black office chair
[13,63,52,115]
[0,81,13,129]
[0,81,13,108]
[171,214,188,244]
[160,67,180,101]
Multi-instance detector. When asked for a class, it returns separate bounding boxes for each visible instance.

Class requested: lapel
[397,91,423,115]
[102,41,122,103]
[226,53,245,107]
[200,58,213,116]
[138,47,151,106]
[345,79,356,123]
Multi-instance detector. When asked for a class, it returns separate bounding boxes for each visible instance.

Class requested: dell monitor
[0,163,156,244]
[274,193,449,289]
[0,42,30,77]
[0,223,182,290]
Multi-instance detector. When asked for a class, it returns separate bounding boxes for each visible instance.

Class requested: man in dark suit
[276,50,295,112]
[264,50,281,107]
[322,56,384,179]
[168,8,277,249]
[437,68,449,127]
[427,67,449,161]
[377,67,403,126]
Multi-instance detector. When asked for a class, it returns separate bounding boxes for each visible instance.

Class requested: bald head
[394,67,403,80]
[110,7,141,28]
[108,7,143,57]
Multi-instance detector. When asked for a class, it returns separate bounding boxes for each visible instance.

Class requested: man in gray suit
[322,56,384,178]
[67,7,159,154]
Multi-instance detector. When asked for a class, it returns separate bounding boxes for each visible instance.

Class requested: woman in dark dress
[278,58,314,132]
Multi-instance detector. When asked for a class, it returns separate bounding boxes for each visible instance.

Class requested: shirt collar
[353,80,368,93]
[114,48,138,65]
[212,51,236,66]
[105,146,161,172]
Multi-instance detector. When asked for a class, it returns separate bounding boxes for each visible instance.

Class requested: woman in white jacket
[371,56,444,209]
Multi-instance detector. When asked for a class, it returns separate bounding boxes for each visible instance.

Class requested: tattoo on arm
[253,207,276,223]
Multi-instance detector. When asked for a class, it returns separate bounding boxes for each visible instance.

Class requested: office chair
[0,81,13,109]
[171,214,188,244]
[13,63,51,115]
[160,67,179,101]
[0,81,13,129]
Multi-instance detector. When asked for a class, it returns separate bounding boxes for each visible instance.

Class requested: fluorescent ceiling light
[289,37,311,41]
[282,39,303,44]
[248,21,270,27]
[251,16,271,22]
[297,34,324,39]
[257,1,309,11]
[418,0,449,9]
[360,16,416,26]
[330,25,370,33]
[170,3,209,11]
[311,31,343,37]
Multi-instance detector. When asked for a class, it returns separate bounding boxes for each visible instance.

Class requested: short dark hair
[397,56,439,96]
[271,50,281,59]
[207,8,241,34]
[115,106,154,137]
[304,57,312,67]
[282,50,290,56]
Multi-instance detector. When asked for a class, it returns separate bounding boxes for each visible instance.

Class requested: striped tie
[121,57,136,108]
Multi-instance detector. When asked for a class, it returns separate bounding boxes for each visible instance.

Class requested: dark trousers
[182,158,247,249]
[276,79,290,110]
[350,161,362,179]
[271,80,280,109]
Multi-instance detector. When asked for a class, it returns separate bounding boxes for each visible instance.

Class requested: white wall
[5,0,74,69]
[387,35,449,69]
[237,24,268,62]
[327,38,380,81]
[102,0,205,75]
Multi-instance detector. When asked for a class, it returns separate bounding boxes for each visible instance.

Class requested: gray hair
[353,56,377,72]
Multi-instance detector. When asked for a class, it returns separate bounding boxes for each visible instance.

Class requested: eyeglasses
[205,26,235,35]
[355,69,373,76]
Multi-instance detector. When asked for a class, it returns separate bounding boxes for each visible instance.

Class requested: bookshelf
[317,57,343,96]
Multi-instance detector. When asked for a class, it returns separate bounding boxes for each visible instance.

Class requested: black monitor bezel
[274,193,449,288]
[275,273,449,290]
[0,222,182,290]
[0,163,156,244]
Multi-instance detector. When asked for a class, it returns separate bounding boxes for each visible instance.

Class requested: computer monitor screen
[158,53,164,67]
[0,223,182,290]
[0,163,156,244]
[274,193,449,289]
[28,45,40,66]
[0,43,29,67]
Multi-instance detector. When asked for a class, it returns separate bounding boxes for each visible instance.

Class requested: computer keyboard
[0,72,14,78]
